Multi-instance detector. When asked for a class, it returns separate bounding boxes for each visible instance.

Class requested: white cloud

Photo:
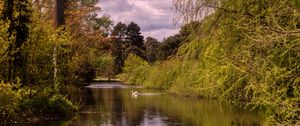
[97,0,179,41]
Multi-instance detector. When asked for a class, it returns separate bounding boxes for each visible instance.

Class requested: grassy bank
[119,2,300,124]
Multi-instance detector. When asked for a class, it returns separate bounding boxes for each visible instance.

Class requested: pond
[46,82,262,126]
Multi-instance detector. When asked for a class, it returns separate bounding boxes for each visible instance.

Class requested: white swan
[131,90,138,95]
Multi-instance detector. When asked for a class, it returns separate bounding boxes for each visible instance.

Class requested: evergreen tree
[111,22,146,74]
[144,37,160,63]
[1,0,31,83]
[126,22,144,48]
[126,22,145,58]
[111,22,127,74]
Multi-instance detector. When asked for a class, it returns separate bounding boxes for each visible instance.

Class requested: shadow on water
[38,82,263,126]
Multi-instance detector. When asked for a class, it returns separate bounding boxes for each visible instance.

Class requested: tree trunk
[53,0,64,89]
[54,0,64,27]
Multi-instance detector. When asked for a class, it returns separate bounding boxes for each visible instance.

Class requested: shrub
[0,82,22,121]
[48,94,78,116]
[118,53,151,85]
[0,81,80,123]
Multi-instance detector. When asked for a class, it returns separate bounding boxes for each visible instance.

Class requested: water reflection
[47,82,262,126]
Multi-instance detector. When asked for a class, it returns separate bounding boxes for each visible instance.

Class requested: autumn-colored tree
[63,0,113,82]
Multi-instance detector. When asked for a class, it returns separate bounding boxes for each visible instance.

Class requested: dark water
[46,82,262,126]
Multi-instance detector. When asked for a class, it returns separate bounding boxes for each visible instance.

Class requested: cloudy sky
[96,0,179,41]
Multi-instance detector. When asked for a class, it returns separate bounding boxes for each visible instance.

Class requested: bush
[48,94,78,116]
[118,53,151,85]
[0,82,22,121]
[0,81,80,123]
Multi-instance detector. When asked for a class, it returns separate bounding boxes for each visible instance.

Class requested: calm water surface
[46,82,262,126]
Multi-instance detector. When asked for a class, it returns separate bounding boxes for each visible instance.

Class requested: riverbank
[119,19,300,125]
[0,82,82,124]
[120,54,299,125]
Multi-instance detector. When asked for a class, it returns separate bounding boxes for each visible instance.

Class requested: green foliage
[126,22,144,50]
[0,0,107,123]
[90,53,114,79]
[158,35,182,60]
[0,81,79,123]
[144,37,160,63]
[0,0,31,83]
[0,81,22,121]
[143,59,180,90]
[143,22,195,62]
[48,94,78,116]
[111,22,145,74]
[120,0,300,125]
[118,54,150,85]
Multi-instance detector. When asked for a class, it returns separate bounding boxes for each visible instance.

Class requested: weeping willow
[120,0,300,125]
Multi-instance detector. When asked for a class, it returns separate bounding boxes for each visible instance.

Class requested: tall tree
[126,22,145,58]
[126,22,144,48]
[111,22,127,74]
[144,37,160,63]
[1,0,31,83]
[111,22,145,74]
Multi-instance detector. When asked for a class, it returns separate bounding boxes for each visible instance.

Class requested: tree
[54,0,65,27]
[89,14,112,36]
[112,22,127,39]
[111,22,146,74]
[126,22,144,48]
[125,22,145,60]
[54,0,113,84]
[173,0,300,125]
[144,37,160,63]
[111,22,127,74]
[158,34,181,60]
[1,0,31,84]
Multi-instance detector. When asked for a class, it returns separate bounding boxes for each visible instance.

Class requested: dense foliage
[111,22,145,74]
[120,0,300,125]
[1,0,299,125]
[0,0,112,123]
[0,81,79,123]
